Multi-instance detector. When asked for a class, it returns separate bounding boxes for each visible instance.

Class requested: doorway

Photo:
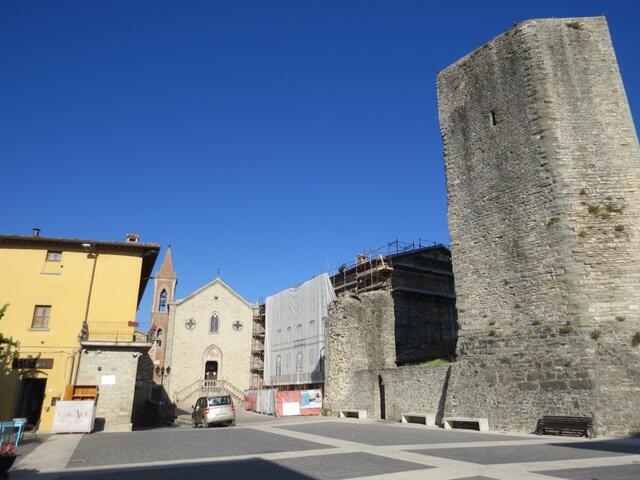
[16,378,47,426]
[378,375,386,420]
[204,361,218,380]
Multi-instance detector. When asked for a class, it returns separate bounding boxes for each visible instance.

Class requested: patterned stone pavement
[9,413,640,480]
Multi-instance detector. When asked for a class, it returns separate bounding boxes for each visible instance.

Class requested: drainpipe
[74,244,98,386]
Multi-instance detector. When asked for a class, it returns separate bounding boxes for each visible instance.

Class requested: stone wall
[437,16,640,436]
[324,289,452,420]
[324,290,396,414]
[76,347,143,432]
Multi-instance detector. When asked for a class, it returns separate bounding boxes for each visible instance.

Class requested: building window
[159,289,167,312]
[46,251,62,262]
[319,348,325,373]
[286,326,292,340]
[156,328,163,347]
[276,329,282,344]
[296,324,302,340]
[210,313,219,333]
[309,320,315,337]
[296,352,303,372]
[276,355,282,376]
[32,305,51,329]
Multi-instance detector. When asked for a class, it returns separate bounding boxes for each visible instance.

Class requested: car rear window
[208,396,232,406]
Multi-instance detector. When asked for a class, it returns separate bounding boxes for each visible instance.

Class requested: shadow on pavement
[550,437,640,455]
[11,458,315,480]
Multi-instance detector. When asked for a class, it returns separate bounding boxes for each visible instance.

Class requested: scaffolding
[250,304,266,389]
[330,238,440,294]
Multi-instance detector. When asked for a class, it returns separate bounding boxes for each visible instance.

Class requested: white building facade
[264,273,336,386]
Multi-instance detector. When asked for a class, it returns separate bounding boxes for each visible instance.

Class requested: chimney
[125,233,140,243]
[32,227,41,238]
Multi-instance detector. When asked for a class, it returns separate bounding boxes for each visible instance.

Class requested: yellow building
[0,231,159,432]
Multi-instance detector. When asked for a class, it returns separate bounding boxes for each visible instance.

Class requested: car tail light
[204,408,210,414]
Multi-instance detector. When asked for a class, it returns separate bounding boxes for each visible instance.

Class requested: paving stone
[68,428,332,467]
[409,442,636,465]
[536,463,640,480]
[277,421,528,446]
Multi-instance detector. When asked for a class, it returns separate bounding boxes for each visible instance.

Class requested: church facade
[164,277,255,404]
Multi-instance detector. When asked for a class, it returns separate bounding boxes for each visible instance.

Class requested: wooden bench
[443,416,489,432]
[339,409,367,420]
[535,416,593,438]
[401,413,436,427]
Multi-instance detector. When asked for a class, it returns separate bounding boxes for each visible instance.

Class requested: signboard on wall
[101,375,116,385]
[12,358,54,370]
[52,400,96,433]
[300,389,322,409]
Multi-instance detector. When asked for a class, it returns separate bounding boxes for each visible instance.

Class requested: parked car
[191,395,235,428]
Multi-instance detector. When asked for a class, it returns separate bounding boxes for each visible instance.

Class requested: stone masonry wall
[438,17,640,436]
[324,290,396,415]
[76,348,141,432]
[324,289,451,420]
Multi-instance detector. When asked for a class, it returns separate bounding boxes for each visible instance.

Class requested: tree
[0,304,18,371]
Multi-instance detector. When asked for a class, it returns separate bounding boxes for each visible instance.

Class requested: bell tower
[150,247,177,381]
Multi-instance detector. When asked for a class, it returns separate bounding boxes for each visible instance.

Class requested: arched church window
[276,355,282,376]
[296,323,302,340]
[319,348,325,373]
[296,352,303,372]
[159,289,167,312]
[210,313,219,333]
[156,328,163,347]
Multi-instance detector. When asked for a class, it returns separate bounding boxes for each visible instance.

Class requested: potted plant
[0,444,17,476]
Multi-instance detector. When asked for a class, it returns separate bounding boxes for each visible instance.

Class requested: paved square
[68,428,331,467]
[409,441,639,465]
[537,463,640,480]
[272,452,432,479]
[277,421,526,446]
[59,458,321,479]
[58,453,430,480]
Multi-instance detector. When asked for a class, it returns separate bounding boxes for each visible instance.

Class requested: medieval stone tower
[150,247,177,382]
[437,17,640,436]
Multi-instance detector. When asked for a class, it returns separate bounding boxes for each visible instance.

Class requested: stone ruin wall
[324,290,451,421]
[437,16,640,436]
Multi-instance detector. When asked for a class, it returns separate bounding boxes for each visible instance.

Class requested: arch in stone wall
[202,344,223,379]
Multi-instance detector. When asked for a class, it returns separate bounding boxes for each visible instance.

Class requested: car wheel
[202,419,208,428]
[192,417,198,428]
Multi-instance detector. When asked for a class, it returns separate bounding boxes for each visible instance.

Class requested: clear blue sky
[2,1,639,327]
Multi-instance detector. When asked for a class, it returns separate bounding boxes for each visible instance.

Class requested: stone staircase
[174,379,246,411]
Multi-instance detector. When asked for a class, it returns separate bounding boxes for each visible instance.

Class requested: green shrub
[559,322,574,335]
[632,332,640,347]
[587,204,600,215]
[590,330,601,340]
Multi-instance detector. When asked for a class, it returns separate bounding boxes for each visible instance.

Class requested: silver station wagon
[191,395,236,428]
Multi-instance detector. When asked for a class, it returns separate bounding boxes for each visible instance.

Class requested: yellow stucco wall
[0,244,144,432]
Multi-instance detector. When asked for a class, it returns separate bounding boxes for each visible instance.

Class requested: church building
[164,276,255,407]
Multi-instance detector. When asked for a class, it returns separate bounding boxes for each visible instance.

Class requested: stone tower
[150,247,177,382]
[437,17,640,436]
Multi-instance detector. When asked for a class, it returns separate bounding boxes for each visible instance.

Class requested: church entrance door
[204,361,218,380]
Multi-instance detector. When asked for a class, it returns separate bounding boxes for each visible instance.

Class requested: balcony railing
[78,321,137,343]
